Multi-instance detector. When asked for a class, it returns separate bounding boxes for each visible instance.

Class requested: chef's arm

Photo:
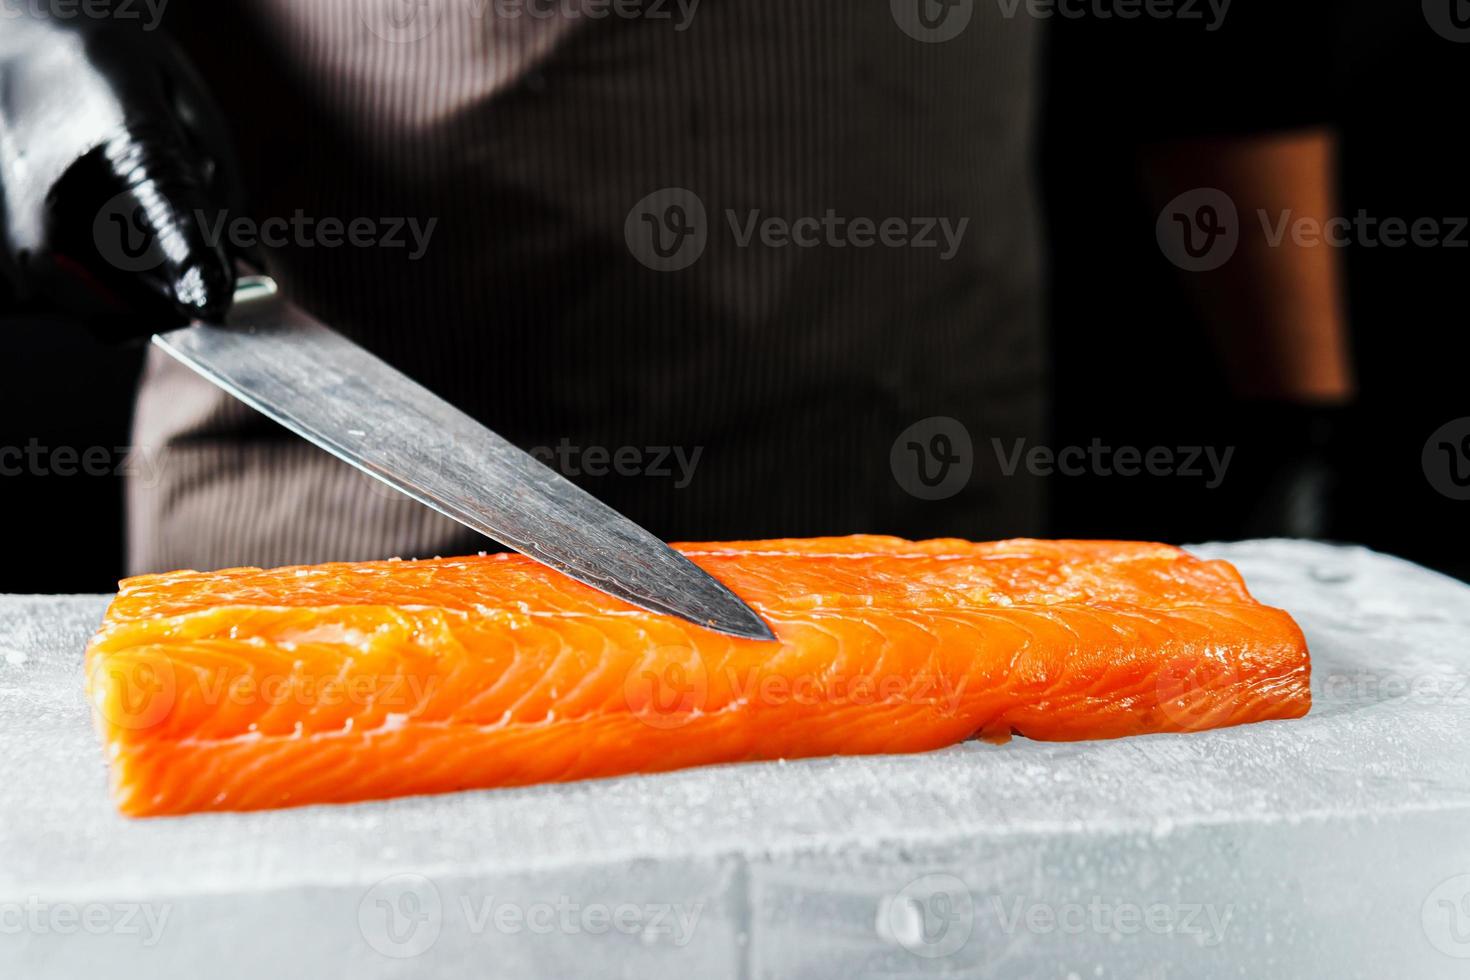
[1139,127,1355,405]
[0,11,238,338]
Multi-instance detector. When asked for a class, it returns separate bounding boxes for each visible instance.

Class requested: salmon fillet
[85,536,1311,817]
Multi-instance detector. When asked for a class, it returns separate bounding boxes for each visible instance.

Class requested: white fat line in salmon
[991,439,1235,489]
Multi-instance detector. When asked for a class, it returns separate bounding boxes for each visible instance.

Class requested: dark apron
[129,0,1044,572]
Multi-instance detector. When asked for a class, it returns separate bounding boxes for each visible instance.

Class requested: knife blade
[152,275,776,642]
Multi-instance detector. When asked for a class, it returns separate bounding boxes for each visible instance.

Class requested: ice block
[2,541,1469,978]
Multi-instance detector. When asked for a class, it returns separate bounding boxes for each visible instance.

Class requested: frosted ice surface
[3,541,1470,978]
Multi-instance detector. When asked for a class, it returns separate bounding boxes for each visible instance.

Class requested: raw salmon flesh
[85,536,1311,816]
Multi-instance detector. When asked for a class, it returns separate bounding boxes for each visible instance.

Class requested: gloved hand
[0,14,238,337]
[1236,400,1355,541]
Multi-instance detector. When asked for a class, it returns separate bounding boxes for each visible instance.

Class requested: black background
[1,3,1465,592]
[1044,0,1468,582]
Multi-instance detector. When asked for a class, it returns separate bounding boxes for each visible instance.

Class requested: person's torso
[130,0,1045,572]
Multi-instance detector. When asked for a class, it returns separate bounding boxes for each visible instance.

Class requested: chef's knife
[153,274,776,642]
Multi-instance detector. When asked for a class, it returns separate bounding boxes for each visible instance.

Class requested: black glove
[0,13,238,337]
[1236,400,1355,541]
